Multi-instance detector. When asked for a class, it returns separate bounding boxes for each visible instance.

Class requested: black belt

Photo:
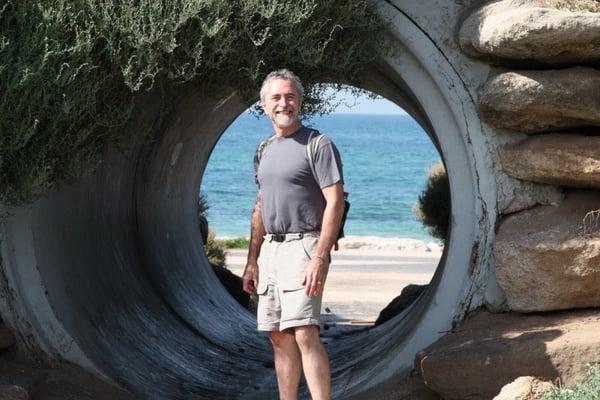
[265,232,319,242]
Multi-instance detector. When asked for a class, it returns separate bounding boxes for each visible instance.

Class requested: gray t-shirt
[254,126,344,234]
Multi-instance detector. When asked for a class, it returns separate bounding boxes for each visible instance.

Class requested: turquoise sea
[201,112,442,241]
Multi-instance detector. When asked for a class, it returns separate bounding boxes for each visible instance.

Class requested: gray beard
[273,113,298,129]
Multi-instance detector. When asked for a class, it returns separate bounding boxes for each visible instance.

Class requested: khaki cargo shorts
[256,232,326,332]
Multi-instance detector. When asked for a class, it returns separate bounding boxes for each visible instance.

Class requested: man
[242,69,345,400]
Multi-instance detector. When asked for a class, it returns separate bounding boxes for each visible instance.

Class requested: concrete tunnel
[0,2,499,399]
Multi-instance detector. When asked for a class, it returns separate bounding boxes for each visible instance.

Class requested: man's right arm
[242,193,265,294]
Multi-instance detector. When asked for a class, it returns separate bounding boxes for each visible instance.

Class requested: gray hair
[259,69,304,102]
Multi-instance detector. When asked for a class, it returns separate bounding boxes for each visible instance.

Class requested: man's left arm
[303,181,345,297]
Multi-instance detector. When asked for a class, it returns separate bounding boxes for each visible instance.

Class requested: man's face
[261,78,302,130]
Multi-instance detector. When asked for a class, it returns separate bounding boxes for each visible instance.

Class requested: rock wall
[418,1,600,398]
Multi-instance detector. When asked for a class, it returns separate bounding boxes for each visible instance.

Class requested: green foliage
[0,1,394,206]
[198,194,227,268]
[204,228,227,269]
[217,237,250,249]
[413,162,450,241]
[543,364,600,400]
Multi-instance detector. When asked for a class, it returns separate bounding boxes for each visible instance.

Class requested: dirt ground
[0,344,135,400]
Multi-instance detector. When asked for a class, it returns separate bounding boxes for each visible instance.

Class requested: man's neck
[273,121,302,137]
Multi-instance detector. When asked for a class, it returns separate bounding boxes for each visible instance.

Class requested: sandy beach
[225,236,443,330]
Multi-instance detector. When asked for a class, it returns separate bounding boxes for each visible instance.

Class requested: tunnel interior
[20,66,447,400]
[1,13,488,398]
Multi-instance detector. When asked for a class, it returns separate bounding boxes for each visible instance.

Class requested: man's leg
[269,330,302,400]
[294,325,331,400]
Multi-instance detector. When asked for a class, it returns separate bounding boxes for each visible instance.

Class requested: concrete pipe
[0,1,499,398]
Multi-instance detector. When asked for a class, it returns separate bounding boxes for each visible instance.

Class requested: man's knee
[269,330,295,350]
[294,325,321,353]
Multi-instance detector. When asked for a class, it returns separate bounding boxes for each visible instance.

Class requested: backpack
[255,129,350,239]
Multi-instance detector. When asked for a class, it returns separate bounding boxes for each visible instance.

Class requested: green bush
[198,194,226,268]
[217,237,250,249]
[204,228,227,269]
[0,1,393,206]
[413,162,450,241]
[543,364,600,400]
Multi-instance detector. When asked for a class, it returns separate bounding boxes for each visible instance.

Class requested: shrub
[413,161,450,241]
[198,194,226,268]
[198,194,251,311]
[204,229,227,269]
[543,364,600,400]
[0,1,394,206]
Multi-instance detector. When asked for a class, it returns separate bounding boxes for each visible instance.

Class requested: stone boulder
[499,134,600,189]
[494,190,600,312]
[479,68,600,133]
[460,0,600,65]
[493,376,555,400]
[499,179,564,215]
[416,309,600,400]
[375,284,428,326]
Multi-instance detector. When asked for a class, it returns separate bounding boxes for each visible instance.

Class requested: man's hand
[302,256,328,297]
[242,262,259,294]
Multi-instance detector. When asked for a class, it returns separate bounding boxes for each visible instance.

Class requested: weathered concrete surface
[460,0,600,65]
[499,134,600,189]
[494,190,600,312]
[416,309,600,400]
[0,323,15,351]
[493,376,555,400]
[500,180,564,215]
[479,68,600,133]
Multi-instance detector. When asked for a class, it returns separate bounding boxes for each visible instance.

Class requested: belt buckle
[273,234,285,242]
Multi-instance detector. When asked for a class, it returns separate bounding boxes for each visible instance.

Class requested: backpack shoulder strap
[256,135,276,163]
[307,129,325,186]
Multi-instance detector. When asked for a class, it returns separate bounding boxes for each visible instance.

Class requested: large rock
[493,376,555,400]
[494,190,600,312]
[499,180,564,215]
[479,68,600,133]
[375,284,428,326]
[499,134,600,189]
[460,0,600,65]
[416,309,600,400]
